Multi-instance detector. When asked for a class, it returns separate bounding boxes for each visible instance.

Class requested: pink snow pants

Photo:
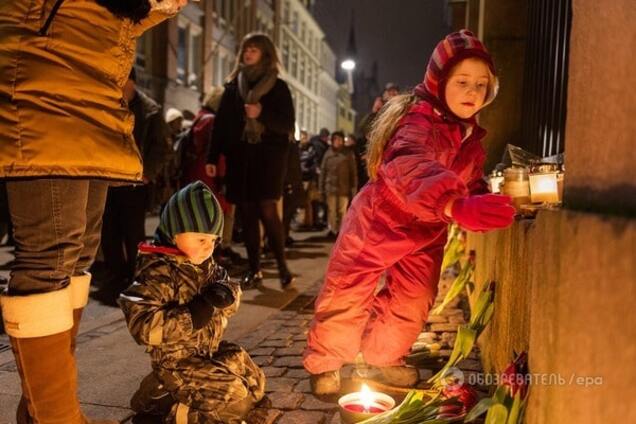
[304,182,447,374]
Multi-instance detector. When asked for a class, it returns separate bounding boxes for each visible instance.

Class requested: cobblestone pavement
[0,226,487,423]
[240,270,486,424]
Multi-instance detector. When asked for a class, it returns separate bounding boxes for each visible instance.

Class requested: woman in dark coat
[206,32,295,289]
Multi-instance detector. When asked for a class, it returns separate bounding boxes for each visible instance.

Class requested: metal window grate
[520,0,572,157]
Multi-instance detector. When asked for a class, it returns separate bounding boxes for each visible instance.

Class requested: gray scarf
[238,65,278,144]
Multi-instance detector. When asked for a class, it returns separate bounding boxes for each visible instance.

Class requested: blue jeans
[6,179,109,294]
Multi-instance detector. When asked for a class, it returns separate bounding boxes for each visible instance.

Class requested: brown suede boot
[16,274,98,424]
[1,285,117,424]
[310,370,341,395]
[378,365,419,387]
[69,275,118,424]
[3,287,81,423]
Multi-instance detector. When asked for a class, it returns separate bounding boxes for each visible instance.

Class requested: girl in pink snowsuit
[304,30,516,394]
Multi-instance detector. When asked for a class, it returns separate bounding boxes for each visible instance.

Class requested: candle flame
[360,383,373,411]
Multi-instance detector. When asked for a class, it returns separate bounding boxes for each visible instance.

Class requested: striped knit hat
[154,181,224,246]
[415,29,499,119]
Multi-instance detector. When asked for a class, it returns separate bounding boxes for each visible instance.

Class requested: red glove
[450,194,515,232]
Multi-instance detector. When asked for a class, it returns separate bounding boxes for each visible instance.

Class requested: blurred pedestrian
[151,107,184,209]
[309,128,330,229]
[319,131,357,238]
[283,134,304,246]
[98,68,172,304]
[299,130,320,229]
[206,32,296,290]
[179,87,244,266]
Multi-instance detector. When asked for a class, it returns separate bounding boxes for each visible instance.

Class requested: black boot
[241,270,263,290]
[279,269,295,290]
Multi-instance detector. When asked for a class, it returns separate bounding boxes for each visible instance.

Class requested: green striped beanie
[154,181,224,246]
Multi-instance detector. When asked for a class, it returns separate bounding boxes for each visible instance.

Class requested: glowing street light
[341,59,356,71]
[341,58,356,94]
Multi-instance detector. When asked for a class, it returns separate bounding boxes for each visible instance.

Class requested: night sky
[312,0,451,91]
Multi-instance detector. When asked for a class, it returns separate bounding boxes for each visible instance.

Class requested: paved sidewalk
[0,224,485,423]
[235,271,486,424]
[0,227,334,423]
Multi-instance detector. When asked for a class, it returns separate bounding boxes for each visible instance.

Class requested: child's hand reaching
[449,194,515,232]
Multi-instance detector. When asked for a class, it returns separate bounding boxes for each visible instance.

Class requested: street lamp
[341,59,356,71]
[341,58,356,94]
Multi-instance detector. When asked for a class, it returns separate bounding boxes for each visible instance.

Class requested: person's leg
[73,180,109,339]
[120,185,147,281]
[361,233,445,359]
[99,187,126,282]
[326,194,337,234]
[221,204,236,250]
[240,201,261,273]
[336,195,349,233]
[303,190,418,376]
[1,179,115,424]
[282,192,295,241]
[301,181,313,228]
[258,199,290,277]
[159,346,265,424]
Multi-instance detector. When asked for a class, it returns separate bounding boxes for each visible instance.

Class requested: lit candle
[338,384,395,423]
[529,172,559,203]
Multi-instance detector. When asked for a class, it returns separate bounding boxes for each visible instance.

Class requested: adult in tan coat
[0,1,187,423]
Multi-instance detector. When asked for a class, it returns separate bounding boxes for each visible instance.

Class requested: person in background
[120,182,264,424]
[283,132,304,246]
[319,131,358,239]
[0,1,186,422]
[151,107,184,209]
[309,128,330,229]
[206,32,295,290]
[179,87,244,266]
[98,68,172,304]
[299,129,320,229]
[345,133,366,193]
[166,108,185,137]
[309,127,331,166]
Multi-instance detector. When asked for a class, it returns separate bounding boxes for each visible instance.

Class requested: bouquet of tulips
[465,352,529,423]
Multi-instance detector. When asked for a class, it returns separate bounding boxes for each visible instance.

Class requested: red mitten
[451,194,515,232]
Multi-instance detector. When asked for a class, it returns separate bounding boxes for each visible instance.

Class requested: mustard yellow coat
[0,1,173,182]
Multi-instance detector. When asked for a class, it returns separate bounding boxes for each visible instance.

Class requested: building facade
[277,0,323,134]
[336,85,356,135]
[135,2,211,114]
[316,40,339,132]
[134,0,338,135]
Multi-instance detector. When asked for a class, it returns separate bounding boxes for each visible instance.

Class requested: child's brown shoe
[310,370,341,395]
[378,365,419,387]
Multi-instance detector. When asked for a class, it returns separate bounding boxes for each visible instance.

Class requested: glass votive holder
[338,390,395,423]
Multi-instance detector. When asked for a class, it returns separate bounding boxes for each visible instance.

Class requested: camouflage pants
[137,342,265,424]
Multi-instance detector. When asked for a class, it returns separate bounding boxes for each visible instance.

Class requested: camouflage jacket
[119,244,241,368]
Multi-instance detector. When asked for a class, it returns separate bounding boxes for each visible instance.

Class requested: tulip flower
[465,352,529,424]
